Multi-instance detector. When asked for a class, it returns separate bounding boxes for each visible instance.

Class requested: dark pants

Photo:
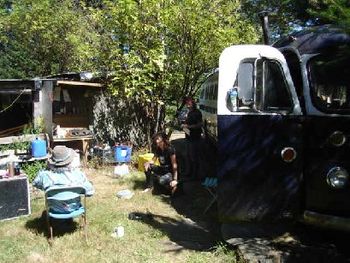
[145,165,172,191]
[187,138,202,179]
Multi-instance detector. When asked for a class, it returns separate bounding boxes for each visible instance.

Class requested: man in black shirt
[181,97,203,179]
[144,132,178,195]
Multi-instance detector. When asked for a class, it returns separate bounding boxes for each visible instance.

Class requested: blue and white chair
[44,185,87,242]
[201,177,218,214]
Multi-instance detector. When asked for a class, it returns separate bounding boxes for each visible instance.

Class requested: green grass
[0,166,241,263]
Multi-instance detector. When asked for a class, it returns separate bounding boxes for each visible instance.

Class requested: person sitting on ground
[33,145,94,214]
[144,132,178,195]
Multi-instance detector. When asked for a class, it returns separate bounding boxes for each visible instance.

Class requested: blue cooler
[31,138,47,158]
[114,145,132,163]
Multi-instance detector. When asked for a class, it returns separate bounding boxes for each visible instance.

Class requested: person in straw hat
[33,145,94,214]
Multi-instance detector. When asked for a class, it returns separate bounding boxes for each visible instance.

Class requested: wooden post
[33,80,53,140]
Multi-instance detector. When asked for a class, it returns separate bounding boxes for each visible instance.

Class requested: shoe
[142,187,152,193]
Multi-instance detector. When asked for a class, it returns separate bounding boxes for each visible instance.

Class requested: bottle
[229,88,238,111]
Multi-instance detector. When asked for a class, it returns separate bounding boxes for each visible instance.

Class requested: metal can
[14,163,20,176]
[7,162,14,177]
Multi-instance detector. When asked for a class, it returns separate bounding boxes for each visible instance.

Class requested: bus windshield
[308,48,350,114]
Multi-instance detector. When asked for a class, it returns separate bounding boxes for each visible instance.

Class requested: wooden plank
[0,133,48,145]
[0,89,32,94]
[57,80,103,88]
[0,125,27,137]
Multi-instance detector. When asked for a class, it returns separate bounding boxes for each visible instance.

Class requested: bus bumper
[302,210,350,232]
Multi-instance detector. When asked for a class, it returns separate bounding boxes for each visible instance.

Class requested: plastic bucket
[114,146,132,163]
[138,153,154,172]
[31,138,47,158]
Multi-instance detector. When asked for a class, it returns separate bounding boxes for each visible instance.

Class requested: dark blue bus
[199,26,350,231]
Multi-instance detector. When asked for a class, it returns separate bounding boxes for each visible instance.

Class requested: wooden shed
[50,76,104,162]
[0,75,104,163]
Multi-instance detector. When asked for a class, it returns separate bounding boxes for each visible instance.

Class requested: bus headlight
[329,131,346,147]
[326,167,349,189]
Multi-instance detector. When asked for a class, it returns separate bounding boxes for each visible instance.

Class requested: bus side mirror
[227,87,239,112]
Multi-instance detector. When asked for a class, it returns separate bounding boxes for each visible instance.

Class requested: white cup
[115,226,124,238]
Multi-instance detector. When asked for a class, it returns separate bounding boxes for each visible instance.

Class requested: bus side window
[200,88,204,99]
[226,62,255,112]
[209,84,213,100]
[257,59,293,113]
[238,62,254,107]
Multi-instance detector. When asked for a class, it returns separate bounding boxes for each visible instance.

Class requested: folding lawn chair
[44,185,87,242]
[201,177,218,214]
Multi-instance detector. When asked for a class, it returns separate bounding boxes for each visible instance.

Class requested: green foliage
[240,0,313,40]
[308,0,350,30]
[99,0,258,103]
[240,0,350,40]
[11,139,30,151]
[164,0,258,101]
[86,156,103,169]
[0,144,10,152]
[0,0,259,146]
[0,117,44,153]
[23,116,45,135]
[0,140,29,153]
[0,0,99,78]
[0,139,29,153]
[21,160,47,183]
[91,0,258,146]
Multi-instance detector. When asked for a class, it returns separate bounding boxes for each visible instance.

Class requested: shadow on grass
[127,137,222,252]
[123,136,221,251]
[25,211,80,239]
[130,178,146,191]
[128,211,219,252]
[168,137,219,223]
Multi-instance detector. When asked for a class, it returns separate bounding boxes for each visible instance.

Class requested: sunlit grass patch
[0,165,240,263]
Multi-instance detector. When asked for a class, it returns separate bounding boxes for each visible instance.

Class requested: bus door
[217,45,304,223]
[302,50,350,230]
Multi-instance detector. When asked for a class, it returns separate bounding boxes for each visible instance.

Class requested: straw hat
[48,145,75,167]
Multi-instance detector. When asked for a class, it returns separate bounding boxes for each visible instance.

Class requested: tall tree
[164,0,258,105]
[91,0,258,146]
[240,0,350,41]
[92,0,169,146]
[307,0,350,29]
[240,0,313,41]
[0,0,99,78]
[0,0,259,146]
